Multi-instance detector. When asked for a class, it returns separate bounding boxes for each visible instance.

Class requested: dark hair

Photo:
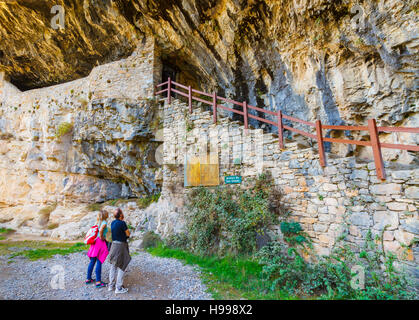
[114,208,123,219]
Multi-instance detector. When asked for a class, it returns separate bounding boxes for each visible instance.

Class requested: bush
[184,173,283,256]
[280,221,310,247]
[137,193,161,209]
[141,231,163,249]
[256,234,417,300]
[0,228,14,234]
[87,203,102,212]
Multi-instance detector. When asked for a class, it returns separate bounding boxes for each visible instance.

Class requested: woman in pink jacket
[85,210,109,288]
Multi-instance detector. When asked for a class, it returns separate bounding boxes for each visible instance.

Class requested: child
[86,210,109,288]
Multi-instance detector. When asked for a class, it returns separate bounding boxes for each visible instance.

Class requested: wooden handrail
[155,78,419,180]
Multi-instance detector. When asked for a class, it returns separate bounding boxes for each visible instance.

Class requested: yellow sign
[185,153,219,187]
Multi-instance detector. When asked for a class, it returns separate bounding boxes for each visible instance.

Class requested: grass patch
[136,193,161,209]
[0,241,87,260]
[87,203,103,212]
[0,228,15,240]
[147,245,296,300]
[9,243,87,261]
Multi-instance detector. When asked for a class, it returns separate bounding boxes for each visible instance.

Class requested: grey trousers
[109,264,125,290]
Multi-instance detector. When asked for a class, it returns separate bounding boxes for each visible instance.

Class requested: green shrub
[256,235,417,300]
[0,228,14,234]
[184,173,283,256]
[257,242,352,297]
[280,221,310,247]
[141,231,163,249]
[280,222,302,235]
[136,193,161,209]
[87,203,102,212]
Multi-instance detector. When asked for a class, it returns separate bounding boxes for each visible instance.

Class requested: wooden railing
[155,77,419,180]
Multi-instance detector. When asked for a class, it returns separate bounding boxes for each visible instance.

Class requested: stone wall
[0,38,162,230]
[161,98,419,285]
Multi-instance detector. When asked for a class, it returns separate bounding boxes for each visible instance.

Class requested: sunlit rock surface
[1,0,418,163]
[0,41,162,230]
[0,0,418,235]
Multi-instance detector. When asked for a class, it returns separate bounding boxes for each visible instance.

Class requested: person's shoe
[95,281,107,288]
[85,279,95,285]
[115,286,128,294]
[108,285,115,292]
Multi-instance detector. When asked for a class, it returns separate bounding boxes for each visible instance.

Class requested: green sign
[225,176,242,184]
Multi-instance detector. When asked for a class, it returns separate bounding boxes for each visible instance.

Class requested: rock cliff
[0,1,418,237]
[0,40,162,231]
[1,0,418,163]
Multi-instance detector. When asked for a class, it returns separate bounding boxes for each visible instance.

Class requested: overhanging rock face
[1,1,418,163]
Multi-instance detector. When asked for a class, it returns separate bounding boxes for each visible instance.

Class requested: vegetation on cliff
[150,174,417,300]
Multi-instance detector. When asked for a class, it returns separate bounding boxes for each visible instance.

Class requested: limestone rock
[0,41,162,219]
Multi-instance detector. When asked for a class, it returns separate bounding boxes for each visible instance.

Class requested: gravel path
[0,250,212,300]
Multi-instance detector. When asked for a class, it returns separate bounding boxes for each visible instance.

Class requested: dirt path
[0,250,212,300]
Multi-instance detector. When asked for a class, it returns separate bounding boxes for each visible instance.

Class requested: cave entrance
[162,64,177,83]
[159,53,203,101]
[162,63,178,99]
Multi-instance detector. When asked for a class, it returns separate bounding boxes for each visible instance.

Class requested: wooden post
[316,120,327,167]
[212,92,217,124]
[167,77,171,105]
[243,101,248,130]
[188,86,192,113]
[277,111,284,149]
[368,118,386,180]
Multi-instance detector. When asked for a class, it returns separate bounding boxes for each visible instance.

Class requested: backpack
[84,225,99,245]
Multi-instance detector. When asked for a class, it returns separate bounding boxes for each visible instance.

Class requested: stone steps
[168,98,304,151]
